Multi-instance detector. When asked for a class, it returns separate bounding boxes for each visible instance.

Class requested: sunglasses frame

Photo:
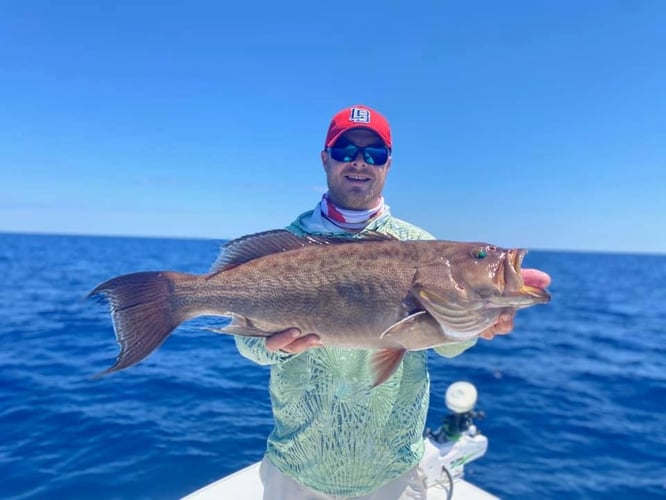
[326,143,391,165]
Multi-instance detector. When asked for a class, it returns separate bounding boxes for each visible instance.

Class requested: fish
[90,229,550,386]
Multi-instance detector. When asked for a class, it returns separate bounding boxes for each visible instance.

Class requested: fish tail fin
[89,271,194,377]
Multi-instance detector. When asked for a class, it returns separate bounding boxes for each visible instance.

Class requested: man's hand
[265,328,323,354]
[480,267,552,341]
[479,310,515,340]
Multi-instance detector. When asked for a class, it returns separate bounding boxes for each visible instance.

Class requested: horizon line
[1,229,664,257]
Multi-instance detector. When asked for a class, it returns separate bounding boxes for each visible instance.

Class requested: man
[235,104,551,499]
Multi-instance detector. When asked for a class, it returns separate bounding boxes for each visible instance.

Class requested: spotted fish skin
[91,230,550,385]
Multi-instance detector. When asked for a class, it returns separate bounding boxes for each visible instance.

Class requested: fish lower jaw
[520,285,551,303]
[488,292,549,308]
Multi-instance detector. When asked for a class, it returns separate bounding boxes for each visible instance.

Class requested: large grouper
[90,230,551,386]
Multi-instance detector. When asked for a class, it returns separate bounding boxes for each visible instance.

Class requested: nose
[351,150,366,165]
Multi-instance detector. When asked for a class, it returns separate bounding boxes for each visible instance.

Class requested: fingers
[479,311,515,340]
[521,268,551,289]
[265,328,323,354]
[479,270,551,343]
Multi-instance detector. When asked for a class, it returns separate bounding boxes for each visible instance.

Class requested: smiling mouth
[345,174,371,182]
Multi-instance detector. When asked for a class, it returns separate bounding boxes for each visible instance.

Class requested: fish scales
[90,230,550,384]
[187,241,421,340]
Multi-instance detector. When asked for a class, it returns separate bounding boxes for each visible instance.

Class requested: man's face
[321,128,392,210]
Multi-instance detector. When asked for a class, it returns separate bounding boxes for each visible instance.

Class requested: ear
[321,150,329,171]
[385,156,392,172]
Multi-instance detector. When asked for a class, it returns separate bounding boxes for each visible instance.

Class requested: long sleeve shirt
[235,203,476,496]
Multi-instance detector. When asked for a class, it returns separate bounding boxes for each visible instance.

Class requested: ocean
[1,233,664,499]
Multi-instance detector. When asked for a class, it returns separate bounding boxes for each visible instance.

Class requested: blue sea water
[1,232,665,500]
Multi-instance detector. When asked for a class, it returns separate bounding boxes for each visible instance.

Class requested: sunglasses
[327,144,390,165]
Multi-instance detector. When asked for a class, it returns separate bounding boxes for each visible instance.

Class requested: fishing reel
[422,381,489,497]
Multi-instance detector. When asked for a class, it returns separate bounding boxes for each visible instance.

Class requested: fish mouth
[501,249,551,305]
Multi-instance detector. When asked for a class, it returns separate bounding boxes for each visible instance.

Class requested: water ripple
[1,234,665,499]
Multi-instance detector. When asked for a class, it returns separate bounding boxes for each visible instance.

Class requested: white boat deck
[183,462,499,500]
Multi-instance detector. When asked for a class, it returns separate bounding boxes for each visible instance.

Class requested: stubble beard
[329,182,384,210]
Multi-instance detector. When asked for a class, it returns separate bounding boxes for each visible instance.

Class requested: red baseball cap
[324,105,392,149]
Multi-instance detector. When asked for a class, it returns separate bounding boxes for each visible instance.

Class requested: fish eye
[472,248,488,259]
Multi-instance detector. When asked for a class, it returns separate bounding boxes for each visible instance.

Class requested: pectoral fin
[206,313,274,337]
[379,311,458,350]
[370,348,407,387]
[412,284,488,340]
[379,311,429,341]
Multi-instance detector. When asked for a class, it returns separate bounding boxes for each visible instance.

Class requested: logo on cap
[348,107,371,123]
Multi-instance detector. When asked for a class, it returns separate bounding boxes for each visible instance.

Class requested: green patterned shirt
[234,204,476,496]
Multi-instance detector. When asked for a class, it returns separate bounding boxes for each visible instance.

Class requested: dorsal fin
[210,229,397,272]
[211,229,396,273]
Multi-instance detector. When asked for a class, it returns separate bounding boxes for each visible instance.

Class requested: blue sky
[1,1,664,254]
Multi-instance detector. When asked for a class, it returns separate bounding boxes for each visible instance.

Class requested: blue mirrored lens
[329,145,389,165]
[363,147,389,165]
[332,145,360,162]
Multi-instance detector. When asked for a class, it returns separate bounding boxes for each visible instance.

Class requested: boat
[183,381,498,499]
